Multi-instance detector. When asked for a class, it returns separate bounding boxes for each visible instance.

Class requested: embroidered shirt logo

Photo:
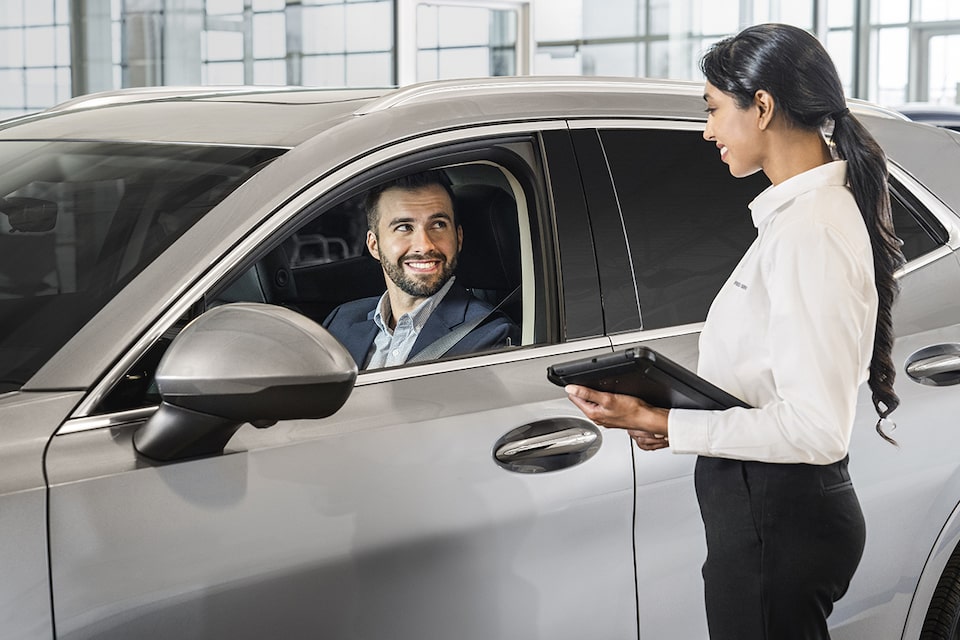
[734,280,749,290]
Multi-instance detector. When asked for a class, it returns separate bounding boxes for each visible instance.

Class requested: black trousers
[694,455,866,640]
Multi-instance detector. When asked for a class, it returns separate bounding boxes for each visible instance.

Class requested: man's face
[366,183,462,301]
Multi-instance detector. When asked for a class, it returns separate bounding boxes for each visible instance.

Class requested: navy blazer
[323,283,520,368]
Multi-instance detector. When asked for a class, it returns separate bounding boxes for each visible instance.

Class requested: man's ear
[366,230,380,261]
[754,90,776,130]
[457,224,463,252]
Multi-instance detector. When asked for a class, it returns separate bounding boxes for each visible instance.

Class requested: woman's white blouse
[667,161,878,465]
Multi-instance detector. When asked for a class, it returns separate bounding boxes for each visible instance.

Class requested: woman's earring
[820,118,840,160]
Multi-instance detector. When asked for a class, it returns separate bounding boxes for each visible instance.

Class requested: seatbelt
[406,286,520,364]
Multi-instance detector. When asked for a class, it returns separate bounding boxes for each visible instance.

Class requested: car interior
[214,162,527,341]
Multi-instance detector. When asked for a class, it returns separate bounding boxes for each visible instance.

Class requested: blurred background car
[894,102,960,131]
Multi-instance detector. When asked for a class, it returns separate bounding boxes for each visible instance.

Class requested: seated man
[323,170,520,369]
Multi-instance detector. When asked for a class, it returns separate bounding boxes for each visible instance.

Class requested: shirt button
[392,349,399,356]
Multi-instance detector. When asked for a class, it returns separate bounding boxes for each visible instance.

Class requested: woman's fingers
[629,429,670,451]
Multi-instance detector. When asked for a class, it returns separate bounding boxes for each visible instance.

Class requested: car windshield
[0,140,284,393]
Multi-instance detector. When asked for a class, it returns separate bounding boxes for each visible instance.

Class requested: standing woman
[565,23,904,640]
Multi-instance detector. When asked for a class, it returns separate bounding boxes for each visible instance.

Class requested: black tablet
[547,346,750,410]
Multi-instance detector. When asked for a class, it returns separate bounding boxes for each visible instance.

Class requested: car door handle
[493,418,602,473]
[905,344,960,386]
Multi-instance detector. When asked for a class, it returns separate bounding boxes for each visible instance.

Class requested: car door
[572,123,767,639]
[575,120,960,640]
[43,127,640,639]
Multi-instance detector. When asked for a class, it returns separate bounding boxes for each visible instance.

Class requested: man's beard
[382,251,458,298]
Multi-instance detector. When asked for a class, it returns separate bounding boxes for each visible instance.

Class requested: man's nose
[411,226,436,252]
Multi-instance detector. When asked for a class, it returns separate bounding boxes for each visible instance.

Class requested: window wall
[0,0,72,120]
[3,0,960,119]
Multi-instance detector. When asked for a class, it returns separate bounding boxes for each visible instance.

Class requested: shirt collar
[748,160,848,229]
[372,276,457,334]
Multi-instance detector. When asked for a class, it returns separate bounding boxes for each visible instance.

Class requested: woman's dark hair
[701,23,905,441]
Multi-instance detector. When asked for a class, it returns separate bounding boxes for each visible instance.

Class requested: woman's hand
[565,384,671,451]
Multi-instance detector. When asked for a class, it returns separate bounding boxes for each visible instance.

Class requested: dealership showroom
[5,2,960,640]
[2,0,960,119]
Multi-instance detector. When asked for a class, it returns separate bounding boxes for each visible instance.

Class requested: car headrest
[453,184,521,292]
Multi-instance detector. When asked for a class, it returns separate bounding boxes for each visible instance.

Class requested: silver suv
[3,78,960,640]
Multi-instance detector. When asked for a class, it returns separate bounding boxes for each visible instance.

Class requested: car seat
[452,183,522,326]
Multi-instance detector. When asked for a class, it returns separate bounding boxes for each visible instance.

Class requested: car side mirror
[133,303,357,462]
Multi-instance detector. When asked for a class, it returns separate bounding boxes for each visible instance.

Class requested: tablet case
[547,346,750,410]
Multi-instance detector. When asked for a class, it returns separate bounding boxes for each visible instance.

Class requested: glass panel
[777,0,813,28]
[203,30,244,61]
[437,47,488,78]
[0,141,283,393]
[25,27,57,67]
[253,0,286,11]
[56,0,69,23]
[205,0,243,16]
[600,128,764,329]
[874,27,908,105]
[112,20,122,65]
[417,3,438,49]
[56,66,71,103]
[0,1,25,28]
[345,1,391,52]
[534,0,581,41]
[253,11,286,58]
[827,0,855,28]
[302,54,345,85]
[417,49,438,81]
[25,68,56,107]
[203,61,244,84]
[302,5,345,54]
[24,0,54,26]
[491,9,517,46]
[55,24,70,66]
[491,45,515,76]
[583,0,637,39]
[698,0,738,36]
[0,28,25,68]
[0,70,25,108]
[927,34,960,104]
[917,0,960,21]
[825,30,854,97]
[438,6,489,47]
[254,59,286,84]
[581,42,637,77]
[345,51,391,85]
[872,0,909,24]
[649,0,671,35]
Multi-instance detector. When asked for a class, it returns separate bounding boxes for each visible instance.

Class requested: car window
[98,157,542,413]
[0,140,282,393]
[600,129,946,331]
[214,162,530,368]
[599,128,765,330]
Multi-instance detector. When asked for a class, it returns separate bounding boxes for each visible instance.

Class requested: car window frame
[72,122,595,424]
[567,119,960,338]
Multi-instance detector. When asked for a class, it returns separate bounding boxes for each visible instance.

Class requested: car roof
[0,76,908,148]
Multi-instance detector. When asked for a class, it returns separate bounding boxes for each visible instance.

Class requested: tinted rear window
[0,140,283,392]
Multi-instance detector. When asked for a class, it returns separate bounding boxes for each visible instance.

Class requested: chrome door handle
[496,426,598,461]
[905,344,960,386]
[493,418,602,474]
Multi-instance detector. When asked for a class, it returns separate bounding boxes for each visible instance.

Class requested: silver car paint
[0,390,84,639]
[46,342,639,639]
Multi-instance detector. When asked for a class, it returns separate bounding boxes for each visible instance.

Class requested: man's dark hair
[364,169,457,233]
